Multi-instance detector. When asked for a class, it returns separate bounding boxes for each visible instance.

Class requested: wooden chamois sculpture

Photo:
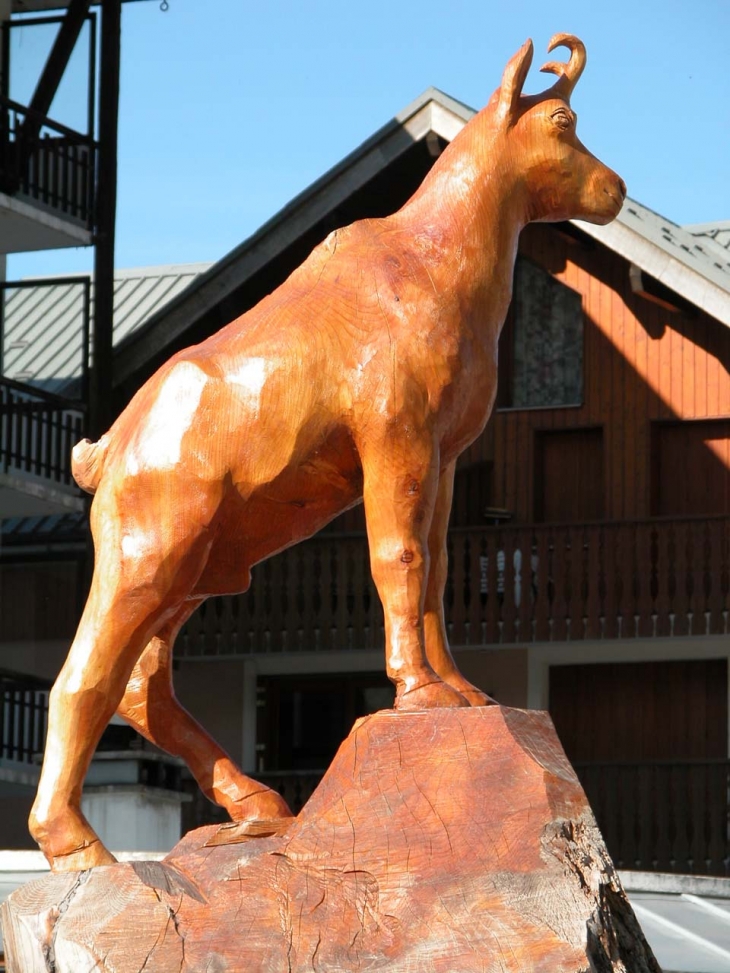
[31,34,625,870]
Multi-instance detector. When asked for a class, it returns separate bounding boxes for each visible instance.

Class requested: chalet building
[2,79,729,889]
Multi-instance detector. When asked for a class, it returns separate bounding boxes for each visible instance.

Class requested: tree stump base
[1,707,661,972]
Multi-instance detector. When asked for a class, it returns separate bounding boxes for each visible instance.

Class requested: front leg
[423,460,495,706]
[361,438,468,711]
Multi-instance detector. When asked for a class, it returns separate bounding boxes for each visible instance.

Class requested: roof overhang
[573,215,730,329]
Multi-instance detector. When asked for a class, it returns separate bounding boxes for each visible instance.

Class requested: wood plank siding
[458,223,730,525]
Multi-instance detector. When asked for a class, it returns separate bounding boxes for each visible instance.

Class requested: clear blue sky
[9,0,729,279]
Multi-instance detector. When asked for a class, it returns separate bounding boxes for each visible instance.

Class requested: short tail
[72,435,109,494]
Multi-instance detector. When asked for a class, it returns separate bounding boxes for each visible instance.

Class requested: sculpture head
[484,33,626,225]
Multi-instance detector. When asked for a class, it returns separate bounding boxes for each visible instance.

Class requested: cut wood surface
[2,707,661,972]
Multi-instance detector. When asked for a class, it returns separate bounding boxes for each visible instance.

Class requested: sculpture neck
[396,129,527,316]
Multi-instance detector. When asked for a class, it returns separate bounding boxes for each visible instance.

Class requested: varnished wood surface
[3,707,660,972]
[461,222,730,524]
[28,35,626,870]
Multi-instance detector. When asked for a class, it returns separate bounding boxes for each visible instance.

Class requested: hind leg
[30,580,189,870]
[30,487,221,870]
[117,601,292,822]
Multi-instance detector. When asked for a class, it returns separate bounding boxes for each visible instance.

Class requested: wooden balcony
[179,515,730,656]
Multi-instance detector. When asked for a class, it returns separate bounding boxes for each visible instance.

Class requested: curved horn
[539,33,586,99]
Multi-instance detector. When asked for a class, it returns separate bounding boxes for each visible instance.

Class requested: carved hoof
[395,680,470,711]
[30,806,117,872]
[47,839,117,873]
[228,786,293,823]
[452,686,497,707]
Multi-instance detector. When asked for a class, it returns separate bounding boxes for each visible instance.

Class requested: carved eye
[551,109,573,130]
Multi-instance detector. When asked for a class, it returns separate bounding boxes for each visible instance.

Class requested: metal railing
[575,759,730,877]
[0,377,86,488]
[0,672,49,767]
[0,95,97,228]
[178,515,730,655]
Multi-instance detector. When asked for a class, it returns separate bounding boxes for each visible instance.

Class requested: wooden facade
[456,221,730,526]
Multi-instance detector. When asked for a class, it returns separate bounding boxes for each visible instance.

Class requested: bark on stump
[1,706,661,972]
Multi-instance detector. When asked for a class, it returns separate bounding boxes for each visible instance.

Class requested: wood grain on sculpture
[29,33,627,876]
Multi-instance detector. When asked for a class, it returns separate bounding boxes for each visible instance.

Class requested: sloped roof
[3,263,212,393]
[684,220,730,256]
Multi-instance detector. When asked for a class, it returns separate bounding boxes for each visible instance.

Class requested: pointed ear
[496,39,533,123]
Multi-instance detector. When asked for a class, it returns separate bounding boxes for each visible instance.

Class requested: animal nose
[617,177,627,200]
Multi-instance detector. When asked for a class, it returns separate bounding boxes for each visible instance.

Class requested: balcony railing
[0,95,97,228]
[0,672,49,767]
[0,377,86,488]
[575,760,730,877]
[178,515,730,656]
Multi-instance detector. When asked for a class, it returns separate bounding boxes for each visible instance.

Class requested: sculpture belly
[193,430,363,597]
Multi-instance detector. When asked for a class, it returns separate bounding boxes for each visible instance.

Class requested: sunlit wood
[28,34,625,872]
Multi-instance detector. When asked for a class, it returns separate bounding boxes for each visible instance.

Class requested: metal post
[90,0,121,439]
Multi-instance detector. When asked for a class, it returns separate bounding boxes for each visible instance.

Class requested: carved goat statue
[31,34,625,870]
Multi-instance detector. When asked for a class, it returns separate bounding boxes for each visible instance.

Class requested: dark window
[497,256,584,409]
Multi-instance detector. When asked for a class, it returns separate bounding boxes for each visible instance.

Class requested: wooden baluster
[601,766,622,868]
[654,522,672,637]
[500,529,516,644]
[601,524,617,639]
[707,520,725,635]
[281,548,299,651]
[219,596,235,655]
[533,528,551,642]
[671,763,691,874]
[449,532,466,647]
[333,541,348,650]
[467,529,484,645]
[567,524,585,640]
[240,567,264,652]
[584,524,601,639]
[636,523,654,638]
[635,763,654,871]
[673,523,690,637]
[619,525,636,639]
[347,538,363,649]
[690,521,708,636]
[517,527,534,643]
[319,540,335,651]
[652,764,672,874]
[484,531,500,645]
[551,526,568,642]
[707,762,729,876]
[689,763,706,873]
[300,542,317,651]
